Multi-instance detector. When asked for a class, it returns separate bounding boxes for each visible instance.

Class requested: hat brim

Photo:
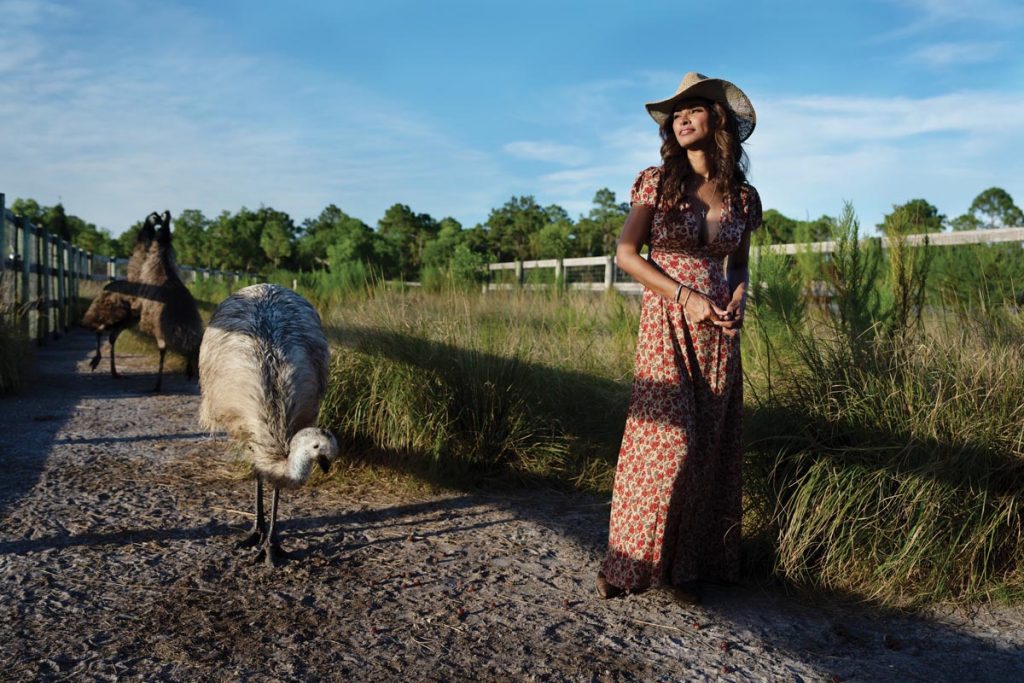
[645,77,756,142]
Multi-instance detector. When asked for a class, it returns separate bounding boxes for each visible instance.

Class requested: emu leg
[236,478,265,550]
[109,330,121,378]
[151,346,166,392]
[258,486,287,567]
[89,332,103,371]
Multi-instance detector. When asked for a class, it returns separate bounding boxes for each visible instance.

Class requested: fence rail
[1,193,260,345]
[485,227,1024,294]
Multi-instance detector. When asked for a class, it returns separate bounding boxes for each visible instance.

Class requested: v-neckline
[686,194,729,247]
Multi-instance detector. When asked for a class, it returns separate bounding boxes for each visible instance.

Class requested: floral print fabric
[601,165,762,591]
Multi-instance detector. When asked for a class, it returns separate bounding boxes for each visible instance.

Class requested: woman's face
[672,100,712,149]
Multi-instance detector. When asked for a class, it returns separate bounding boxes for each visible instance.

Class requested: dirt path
[1,330,1023,682]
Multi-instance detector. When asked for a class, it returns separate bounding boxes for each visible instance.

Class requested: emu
[198,284,339,566]
[82,211,160,377]
[135,213,204,392]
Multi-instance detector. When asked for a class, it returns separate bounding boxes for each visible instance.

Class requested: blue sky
[2,0,1022,237]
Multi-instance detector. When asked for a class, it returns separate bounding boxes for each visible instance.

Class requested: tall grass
[317,288,637,490]
[745,206,1024,606]
[187,277,252,311]
[264,263,382,311]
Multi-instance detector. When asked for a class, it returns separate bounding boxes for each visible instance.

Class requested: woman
[598,72,761,600]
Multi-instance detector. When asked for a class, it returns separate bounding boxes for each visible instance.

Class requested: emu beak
[317,455,331,473]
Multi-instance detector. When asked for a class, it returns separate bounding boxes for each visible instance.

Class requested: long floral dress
[601,165,762,591]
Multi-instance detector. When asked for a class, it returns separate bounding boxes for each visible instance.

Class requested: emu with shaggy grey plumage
[198,284,339,566]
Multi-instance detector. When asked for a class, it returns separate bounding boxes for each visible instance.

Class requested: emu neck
[256,439,315,488]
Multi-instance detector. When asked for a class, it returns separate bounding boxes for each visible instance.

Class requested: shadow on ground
[0,328,197,518]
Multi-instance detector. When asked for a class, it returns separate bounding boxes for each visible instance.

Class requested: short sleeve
[741,184,762,232]
[630,166,662,208]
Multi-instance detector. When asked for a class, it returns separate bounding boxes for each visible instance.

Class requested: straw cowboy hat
[645,72,756,141]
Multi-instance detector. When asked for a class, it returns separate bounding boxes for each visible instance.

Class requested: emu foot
[235,530,265,551]
[89,354,101,371]
[256,542,289,568]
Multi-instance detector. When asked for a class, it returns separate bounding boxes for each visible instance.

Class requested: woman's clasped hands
[681,290,744,337]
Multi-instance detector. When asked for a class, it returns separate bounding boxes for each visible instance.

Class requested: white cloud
[894,0,1024,25]
[908,41,1005,66]
[503,141,590,165]
[755,91,1024,150]
[0,1,507,233]
[875,0,1024,43]
[746,89,1024,230]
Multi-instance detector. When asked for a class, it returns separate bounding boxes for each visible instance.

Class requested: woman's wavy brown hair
[657,98,749,209]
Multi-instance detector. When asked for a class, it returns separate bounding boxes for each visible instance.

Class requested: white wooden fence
[485,227,1024,294]
[0,193,259,345]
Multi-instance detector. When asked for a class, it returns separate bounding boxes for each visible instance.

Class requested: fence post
[515,260,523,287]
[603,255,614,291]
[554,258,564,291]
[56,239,66,336]
[46,231,55,341]
[0,193,5,280]
[20,217,31,337]
[0,194,8,312]
[71,246,81,324]
[38,226,50,344]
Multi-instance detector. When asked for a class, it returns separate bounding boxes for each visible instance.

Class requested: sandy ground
[1,329,1023,682]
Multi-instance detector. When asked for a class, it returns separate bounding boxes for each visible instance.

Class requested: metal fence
[485,227,1024,294]
[1,193,259,345]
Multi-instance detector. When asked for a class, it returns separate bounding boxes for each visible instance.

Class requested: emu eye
[313,443,320,450]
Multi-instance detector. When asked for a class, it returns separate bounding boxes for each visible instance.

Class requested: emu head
[288,427,340,477]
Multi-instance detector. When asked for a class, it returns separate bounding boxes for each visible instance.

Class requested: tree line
[762,187,1024,244]
[9,185,1021,281]
[8,189,632,282]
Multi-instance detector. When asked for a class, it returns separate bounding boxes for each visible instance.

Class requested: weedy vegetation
[743,203,1024,606]
[0,281,32,394]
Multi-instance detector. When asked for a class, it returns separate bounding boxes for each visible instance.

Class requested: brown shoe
[596,573,624,599]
